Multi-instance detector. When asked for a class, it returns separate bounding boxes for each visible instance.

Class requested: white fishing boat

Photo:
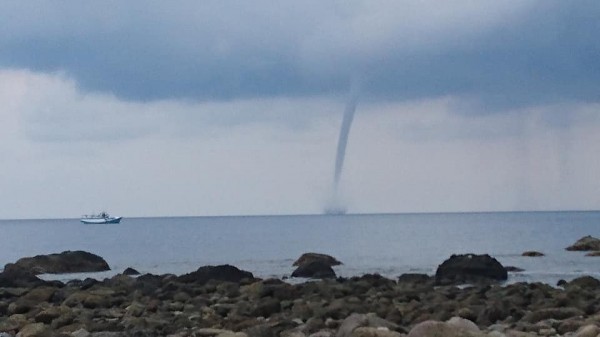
[80,212,122,224]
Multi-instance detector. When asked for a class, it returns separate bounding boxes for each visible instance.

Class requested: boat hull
[80,217,122,224]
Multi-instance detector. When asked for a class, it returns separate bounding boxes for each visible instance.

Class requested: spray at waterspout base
[323,196,347,215]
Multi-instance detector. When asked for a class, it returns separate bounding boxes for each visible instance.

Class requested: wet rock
[0,287,29,299]
[88,333,125,337]
[0,314,27,332]
[195,328,235,336]
[244,324,276,337]
[23,287,57,303]
[407,320,484,337]
[217,332,249,337]
[336,313,400,337]
[293,253,342,267]
[50,309,75,329]
[521,251,544,257]
[584,251,600,256]
[351,327,402,337]
[280,330,306,337]
[336,314,369,337]
[5,251,110,275]
[303,318,326,334]
[34,306,70,324]
[397,274,431,284]
[487,332,505,337]
[133,273,164,295]
[292,261,336,279]
[125,302,145,317]
[122,268,140,276]
[71,329,91,337]
[435,254,507,285]
[574,324,600,337]
[7,298,37,315]
[0,302,7,316]
[178,265,255,284]
[16,322,48,337]
[243,279,297,302]
[354,274,396,289]
[251,297,281,317]
[476,302,511,326]
[446,317,480,333]
[80,278,99,290]
[505,266,525,272]
[0,265,44,288]
[63,291,110,309]
[556,319,585,334]
[566,276,600,289]
[566,235,600,251]
[457,307,477,321]
[310,331,333,337]
[522,307,585,323]
[504,330,537,337]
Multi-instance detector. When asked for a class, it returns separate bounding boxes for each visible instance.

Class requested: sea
[0,211,599,285]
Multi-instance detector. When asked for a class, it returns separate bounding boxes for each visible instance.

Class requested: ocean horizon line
[1,208,599,222]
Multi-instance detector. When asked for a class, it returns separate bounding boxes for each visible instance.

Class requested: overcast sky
[1,1,599,219]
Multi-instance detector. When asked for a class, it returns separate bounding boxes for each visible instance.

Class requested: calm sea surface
[1,211,599,285]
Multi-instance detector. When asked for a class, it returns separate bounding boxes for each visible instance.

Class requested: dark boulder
[291,261,336,279]
[522,251,544,257]
[505,266,525,272]
[353,273,396,287]
[178,264,255,284]
[565,276,600,289]
[0,264,45,288]
[566,235,600,251]
[123,267,140,275]
[435,254,507,285]
[5,250,110,275]
[293,252,342,267]
[398,273,432,283]
[80,277,99,290]
[134,273,166,295]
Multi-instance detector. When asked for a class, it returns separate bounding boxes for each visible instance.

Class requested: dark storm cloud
[1,1,598,108]
[364,2,600,110]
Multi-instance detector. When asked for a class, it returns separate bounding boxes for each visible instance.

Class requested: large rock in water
[293,252,342,267]
[435,254,507,285]
[0,265,45,287]
[178,264,255,284]
[4,250,110,275]
[566,235,600,251]
[291,260,336,279]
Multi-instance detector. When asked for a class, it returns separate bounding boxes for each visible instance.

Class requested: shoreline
[1,234,599,336]
[2,258,600,337]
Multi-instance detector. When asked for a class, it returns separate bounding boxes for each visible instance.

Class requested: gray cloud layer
[1,1,598,109]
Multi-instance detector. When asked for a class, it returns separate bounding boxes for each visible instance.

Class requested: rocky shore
[0,237,599,337]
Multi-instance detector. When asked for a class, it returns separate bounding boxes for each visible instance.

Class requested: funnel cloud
[327,80,360,214]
